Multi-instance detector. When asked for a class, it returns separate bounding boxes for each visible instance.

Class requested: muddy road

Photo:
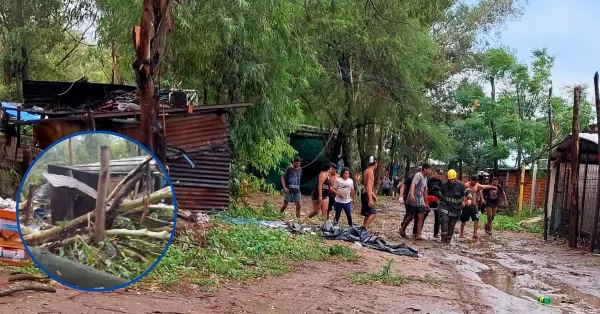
[1,195,600,313]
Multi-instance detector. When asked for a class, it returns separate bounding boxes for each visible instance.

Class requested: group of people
[279,156,381,230]
[398,164,508,242]
[278,157,508,244]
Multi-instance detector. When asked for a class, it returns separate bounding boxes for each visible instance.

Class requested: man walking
[360,156,379,229]
[399,164,432,240]
[392,175,401,197]
[280,157,303,218]
[426,169,444,238]
[438,169,467,243]
[399,167,420,238]
[380,176,392,196]
[481,177,507,235]
[460,176,498,239]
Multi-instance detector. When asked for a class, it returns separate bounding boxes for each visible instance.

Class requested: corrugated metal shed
[551,133,599,164]
[117,114,233,212]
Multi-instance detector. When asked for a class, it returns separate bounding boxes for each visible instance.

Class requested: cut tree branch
[105,229,170,240]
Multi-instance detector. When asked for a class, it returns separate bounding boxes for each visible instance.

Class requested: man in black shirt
[392,175,401,197]
[426,169,444,238]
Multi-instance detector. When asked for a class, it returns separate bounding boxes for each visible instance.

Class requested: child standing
[331,168,355,227]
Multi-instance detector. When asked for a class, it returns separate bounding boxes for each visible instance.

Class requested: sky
[483,0,600,100]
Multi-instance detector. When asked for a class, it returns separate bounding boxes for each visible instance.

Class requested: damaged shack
[37,157,164,225]
[0,79,250,214]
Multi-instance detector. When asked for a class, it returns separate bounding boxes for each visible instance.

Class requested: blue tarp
[1,102,41,121]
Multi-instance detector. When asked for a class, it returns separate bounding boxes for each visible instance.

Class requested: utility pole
[543,86,553,241]
[568,86,581,249]
[590,73,600,252]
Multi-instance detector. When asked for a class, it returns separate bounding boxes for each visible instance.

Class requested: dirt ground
[2,194,600,314]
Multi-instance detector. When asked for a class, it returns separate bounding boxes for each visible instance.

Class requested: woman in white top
[330,167,355,227]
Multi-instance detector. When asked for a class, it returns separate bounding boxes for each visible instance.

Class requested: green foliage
[349,258,406,286]
[223,200,284,221]
[145,205,358,289]
[479,208,543,233]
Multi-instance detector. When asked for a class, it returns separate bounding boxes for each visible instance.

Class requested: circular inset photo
[16,131,177,291]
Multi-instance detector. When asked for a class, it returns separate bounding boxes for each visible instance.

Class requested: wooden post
[568,86,581,249]
[67,138,73,165]
[591,73,600,252]
[544,86,553,241]
[94,146,110,245]
[517,163,526,214]
[530,162,538,213]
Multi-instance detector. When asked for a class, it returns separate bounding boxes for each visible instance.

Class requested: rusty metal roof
[42,173,97,199]
[551,133,599,163]
[115,113,232,212]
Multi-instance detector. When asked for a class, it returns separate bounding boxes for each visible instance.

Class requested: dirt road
[1,196,600,313]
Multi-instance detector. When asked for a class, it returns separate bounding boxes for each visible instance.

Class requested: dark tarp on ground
[289,221,419,258]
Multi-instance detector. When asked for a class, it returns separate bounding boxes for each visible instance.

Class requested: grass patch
[479,208,543,233]
[144,202,359,289]
[222,200,285,221]
[0,262,45,276]
[349,259,406,286]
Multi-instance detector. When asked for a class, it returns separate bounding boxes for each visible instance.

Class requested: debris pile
[0,204,29,266]
[21,156,175,288]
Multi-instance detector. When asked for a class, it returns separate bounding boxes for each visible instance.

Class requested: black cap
[436,169,443,174]
[293,156,302,163]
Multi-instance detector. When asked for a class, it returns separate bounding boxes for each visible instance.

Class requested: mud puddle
[474,257,600,314]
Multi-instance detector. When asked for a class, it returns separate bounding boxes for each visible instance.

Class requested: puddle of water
[476,258,600,314]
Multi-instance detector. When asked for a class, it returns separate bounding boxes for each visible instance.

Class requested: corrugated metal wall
[117,113,231,212]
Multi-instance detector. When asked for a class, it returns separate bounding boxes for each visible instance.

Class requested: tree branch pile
[22,157,175,287]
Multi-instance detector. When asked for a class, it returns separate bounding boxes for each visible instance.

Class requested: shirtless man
[460,175,497,239]
[360,156,379,229]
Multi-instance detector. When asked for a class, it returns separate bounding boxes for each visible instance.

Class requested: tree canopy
[0,0,594,182]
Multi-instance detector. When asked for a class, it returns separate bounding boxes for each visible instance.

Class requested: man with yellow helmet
[438,169,468,243]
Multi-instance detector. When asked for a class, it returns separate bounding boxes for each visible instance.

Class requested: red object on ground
[427,195,439,206]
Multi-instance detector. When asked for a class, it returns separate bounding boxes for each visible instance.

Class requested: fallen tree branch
[24,187,172,245]
[28,247,128,289]
[0,284,56,297]
[7,274,50,282]
[107,156,153,203]
[105,229,170,240]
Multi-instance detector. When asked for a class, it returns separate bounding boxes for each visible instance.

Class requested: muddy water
[462,248,600,313]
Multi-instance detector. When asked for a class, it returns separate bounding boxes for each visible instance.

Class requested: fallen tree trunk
[24,187,172,245]
[28,247,129,289]
[105,229,170,240]
[107,156,153,203]
[0,283,56,297]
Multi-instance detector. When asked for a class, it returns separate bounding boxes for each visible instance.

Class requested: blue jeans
[334,202,354,227]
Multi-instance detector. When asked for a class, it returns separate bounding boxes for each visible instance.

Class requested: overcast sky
[482,0,600,100]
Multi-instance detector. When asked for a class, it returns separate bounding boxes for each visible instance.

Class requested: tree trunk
[374,125,385,191]
[28,248,128,289]
[490,76,499,177]
[337,52,355,171]
[403,155,410,180]
[132,0,156,153]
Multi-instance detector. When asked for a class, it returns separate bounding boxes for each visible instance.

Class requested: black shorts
[485,201,498,209]
[311,190,328,201]
[460,205,479,222]
[327,194,336,212]
[406,203,426,215]
[360,193,377,217]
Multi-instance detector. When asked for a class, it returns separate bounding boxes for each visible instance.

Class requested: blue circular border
[15,130,178,292]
